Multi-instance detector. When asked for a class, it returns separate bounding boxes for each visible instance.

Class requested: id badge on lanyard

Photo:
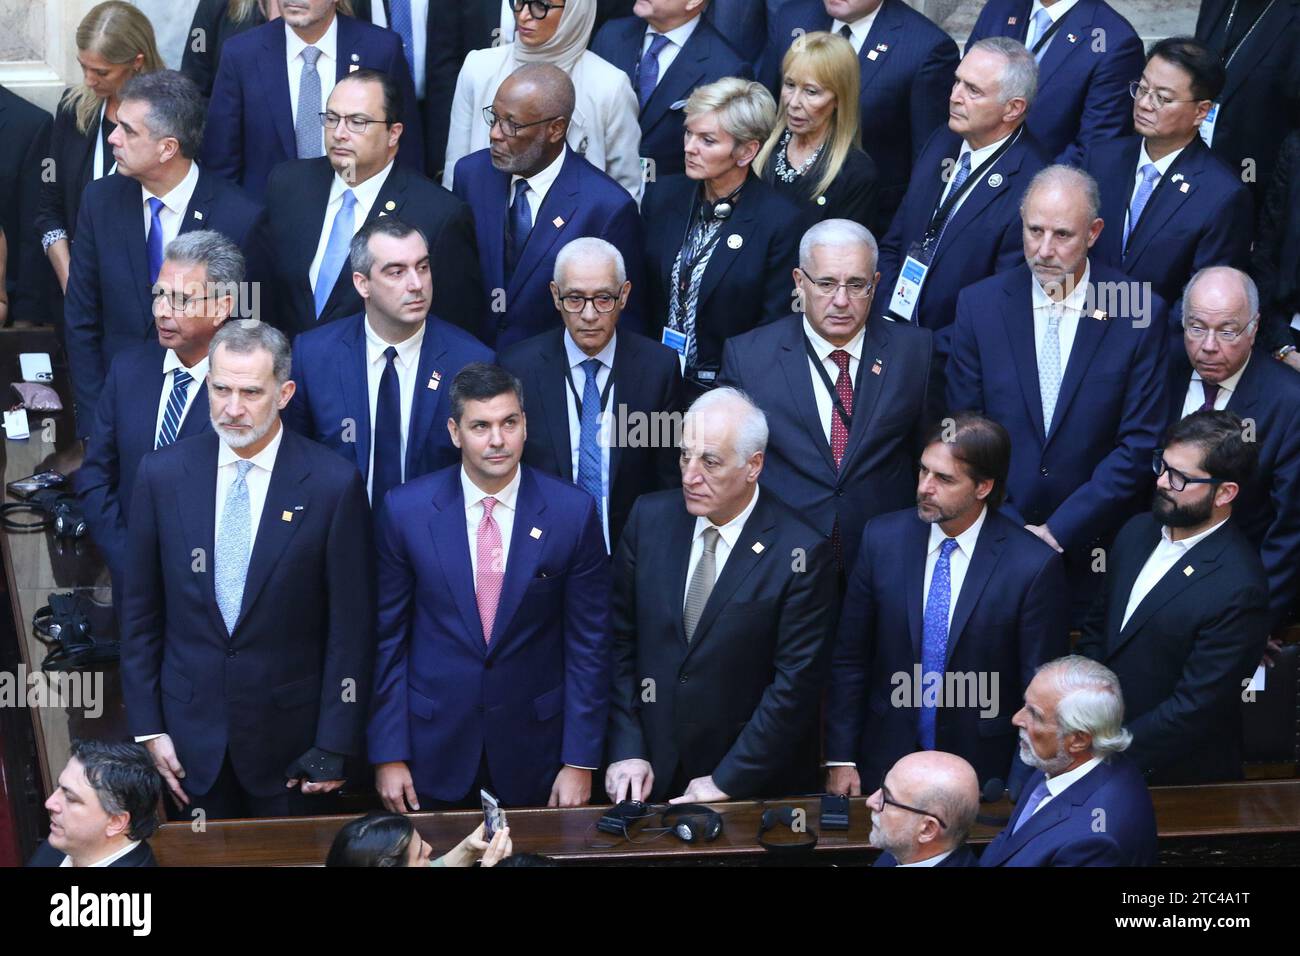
[888,247,931,322]
[1198,102,1220,148]
[661,326,687,374]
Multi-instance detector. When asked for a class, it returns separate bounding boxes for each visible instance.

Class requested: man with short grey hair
[121,318,376,820]
[64,69,265,436]
[607,387,837,804]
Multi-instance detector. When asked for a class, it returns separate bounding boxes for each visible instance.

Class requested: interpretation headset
[660,804,723,843]
[757,806,818,855]
[700,180,745,222]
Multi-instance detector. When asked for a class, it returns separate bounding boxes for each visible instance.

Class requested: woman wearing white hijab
[442,0,643,198]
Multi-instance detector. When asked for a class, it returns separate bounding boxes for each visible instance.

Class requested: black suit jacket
[27,839,157,867]
[609,488,838,799]
[0,85,52,323]
[1076,512,1270,785]
[497,327,684,551]
[263,157,484,338]
[1252,130,1300,353]
[33,92,97,246]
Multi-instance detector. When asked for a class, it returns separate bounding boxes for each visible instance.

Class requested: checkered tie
[156,368,193,448]
[475,496,504,644]
[919,538,958,750]
[215,460,254,635]
[295,45,324,159]
[828,350,853,469]
[576,358,604,522]
[1039,303,1064,432]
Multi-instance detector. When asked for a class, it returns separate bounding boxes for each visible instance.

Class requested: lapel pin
[877,43,889,51]
[1171,173,1184,182]
[727,234,744,249]
[751,541,765,554]
[1179,181,1190,193]
[428,370,442,390]
[351,53,360,62]
[987,173,1003,188]
[378,210,387,217]
[871,360,883,375]
[1183,565,1194,576]
[1008,16,1018,25]
[349,64,359,73]
[867,49,879,60]
[530,527,543,540]
[281,510,294,522]
[816,195,826,206]
[193,210,204,220]
[1092,309,1108,321]
[1067,33,1078,42]
[552,215,565,228]
[385,200,396,211]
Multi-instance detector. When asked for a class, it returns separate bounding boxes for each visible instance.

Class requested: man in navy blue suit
[965,0,1144,165]
[705,0,771,63]
[284,217,493,508]
[874,37,1049,365]
[593,1,753,179]
[1082,37,1253,324]
[64,70,264,435]
[869,751,980,868]
[947,165,1168,619]
[122,321,376,819]
[452,64,646,350]
[77,232,239,588]
[200,0,423,200]
[827,413,1070,796]
[981,656,1158,866]
[762,0,960,234]
[718,218,931,575]
[368,363,611,809]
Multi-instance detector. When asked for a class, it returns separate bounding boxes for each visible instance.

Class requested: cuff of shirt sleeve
[823,761,857,768]
[564,764,596,771]
[134,734,164,743]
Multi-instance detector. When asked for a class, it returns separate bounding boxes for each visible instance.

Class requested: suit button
[1040,466,1049,477]
[226,649,236,659]
[835,488,845,497]
[679,675,688,684]
[484,659,493,670]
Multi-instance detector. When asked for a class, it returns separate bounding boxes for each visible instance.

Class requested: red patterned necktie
[475,496,504,644]
[829,350,854,469]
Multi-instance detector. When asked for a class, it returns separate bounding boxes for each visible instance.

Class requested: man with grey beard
[120,320,376,819]
[868,751,980,867]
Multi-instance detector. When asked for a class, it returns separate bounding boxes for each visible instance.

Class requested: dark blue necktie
[372,345,402,507]
[919,537,959,750]
[156,367,193,448]
[576,358,604,523]
[637,33,671,108]
[146,196,165,285]
[505,180,532,280]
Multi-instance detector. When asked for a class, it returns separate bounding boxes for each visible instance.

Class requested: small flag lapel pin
[871,358,883,375]
[428,370,442,390]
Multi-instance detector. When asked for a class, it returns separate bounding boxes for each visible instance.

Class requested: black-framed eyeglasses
[870,784,947,830]
[797,267,874,299]
[1128,81,1198,111]
[511,0,566,19]
[319,111,391,133]
[482,106,562,137]
[152,290,216,313]
[559,293,620,314]
[1152,451,1220,492]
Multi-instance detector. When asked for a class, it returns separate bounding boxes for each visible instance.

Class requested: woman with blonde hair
[757,31,878,231]
[35,1,163,297]
[442,0,642,198]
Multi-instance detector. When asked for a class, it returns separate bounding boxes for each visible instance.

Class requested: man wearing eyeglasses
[718,218,932,577]
[498,237,683,553]
[1075,410,1269,785]
[261,69,484,338]
[1081,36,1252,325]
[869,751,980,867]
[1164,266,1300,633]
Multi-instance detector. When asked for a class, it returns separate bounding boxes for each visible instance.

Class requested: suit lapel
[668,504,695,647]
[406,322,449,476]
[508,152,579,301]
[260,25,297,160]
[1044,289,1112,446]
[236,431,311,630]
[487,469,549,652]
[839,321,891,471]
[1111,528,1228,656]
[937,134,1027,253]
[1124,142,1202,266]
[180,168,216,238]
[1034,0,1093,89]
[904,519,928,661]
[696,188,759,308]
[536,332,575,480]
[427,470,486,654]
[115,179,152,320]
[1001,271,1047,442]
[778,322,836,473]
[1217,1,1299,106]
[945,512,1004,666]
[687,492,774,651]
[179,435,227,637]
[339,319,371,472]
[640,26,706,134]
[857,2,905,89]
[291,161,336,299]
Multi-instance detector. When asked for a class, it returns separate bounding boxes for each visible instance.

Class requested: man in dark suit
[0,84,53,324]
[76,232,238,586]
[947,165,1169,619]
[285,217,493,507]
[763,0,960,235]
[452,64,645,350]
[1165,266,1300,631]
[827,413,1070,795]
[718,218,931,574]
[27,741,161,868]
[498,237,683,552]
[1076,411,1270,784]
[965,0,1144,165]
[874,37,1049,364]
[262,68,484,338]
[368,363,611,810]
[980,655,1158,866]
[121,320,375,819]
[705,0,769,63]
[201,1,423,200]
[64,70,264,434]
[869,751,980,868]
[1195,0,1300,207]
[1082,37,1253,323]
[606,388,837,803]
[593,1,753,179]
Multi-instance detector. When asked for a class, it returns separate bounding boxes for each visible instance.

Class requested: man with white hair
[869,751,980,867]
[606,387,837,803]
[980,655,1158,866]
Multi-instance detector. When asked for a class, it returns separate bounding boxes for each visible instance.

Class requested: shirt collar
[217,418,285,473]
[648,13,702,49]
[692,484,761,550]
[1044,755,1102,794]
[364,316,425,370]
[143,158,200,216]
[959,130,1014,171]
[1030,0,1082,25]
[926,503,988,559]
[898,847,955,867]
[1138,139,1185,178]
[60,840,141,868]
[510,146,566,200]
[286,16,337,63]
[802,316,865,363]
[1190,351,1251,397]
[330,158,395,204]
[461,464,523,514]
[563,328,617,371]
[831,5,881,42]
[163,347,210,383]
[1157,514,1230,552]
[1031,261,1092,313]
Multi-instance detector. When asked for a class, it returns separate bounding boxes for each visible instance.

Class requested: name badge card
[1199,102,1220,147]
[661,326,687,373]
[888,253,930,322]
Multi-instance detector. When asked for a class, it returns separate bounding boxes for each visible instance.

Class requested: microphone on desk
[977,778,1012,828]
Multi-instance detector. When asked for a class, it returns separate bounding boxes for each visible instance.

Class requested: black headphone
[757,806,818,854]
[660,804,723,843]
[700,180,746,222]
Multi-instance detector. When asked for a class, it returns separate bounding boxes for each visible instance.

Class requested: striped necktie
[156,368,194,448]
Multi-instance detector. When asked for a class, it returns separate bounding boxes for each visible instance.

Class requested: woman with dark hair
[326,813,513,867]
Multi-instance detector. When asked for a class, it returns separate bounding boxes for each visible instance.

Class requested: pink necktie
[475,496,504,644]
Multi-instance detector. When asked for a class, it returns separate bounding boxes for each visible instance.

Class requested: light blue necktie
[919,537,959,750]
[146,197,165,285]
[1038,303,1063,433]
[156,368,194,448]
[315,189,357,318]
[215,459,254,635]
[295,45,324,159]
[389,0,416,87]
[1123,163,1160,252]
[1027,8,1053,59]
[1012,778,1053,833]
[576,358,604,523]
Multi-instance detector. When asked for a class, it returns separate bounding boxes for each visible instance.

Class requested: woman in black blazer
[34,1,162,298]
[757,31,879,232]
[642,77,809,395]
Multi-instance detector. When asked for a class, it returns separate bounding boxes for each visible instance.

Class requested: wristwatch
[1274,345,1296,361]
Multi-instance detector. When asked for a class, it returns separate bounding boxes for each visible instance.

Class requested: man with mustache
[1075,410,1269,785]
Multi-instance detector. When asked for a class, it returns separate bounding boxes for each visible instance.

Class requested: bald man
[451,63,646,351]
[869,751,980,867]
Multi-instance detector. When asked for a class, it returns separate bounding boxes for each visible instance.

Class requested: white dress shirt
[308,159,396,293]
[215,421,285,558]
[286,17,338,126]
[366,0,429,98]
[58,840,141,868]
[683,486,761,611]
[641,14,702,83]
[941,131,1014,219]
[153,349,210,442]
[1180,354,1249,418]
[802,317,863,445]
[141,159,200,253]
[922,505,988,630]
[463,465,522,580]
[1023,755,1103,819]
[831,6,882,54]
[509,145,567,226]
[563,329,615,551]
[1121,517,1230,629]
[1026,0,1082,55]
[1031,260,1091,376]
[899,848,955,867]
[1125,140,1185,238]
[364,317,425,499]
[93,101,118,180]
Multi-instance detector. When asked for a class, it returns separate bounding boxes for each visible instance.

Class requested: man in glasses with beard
[1075,410,1269,786]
